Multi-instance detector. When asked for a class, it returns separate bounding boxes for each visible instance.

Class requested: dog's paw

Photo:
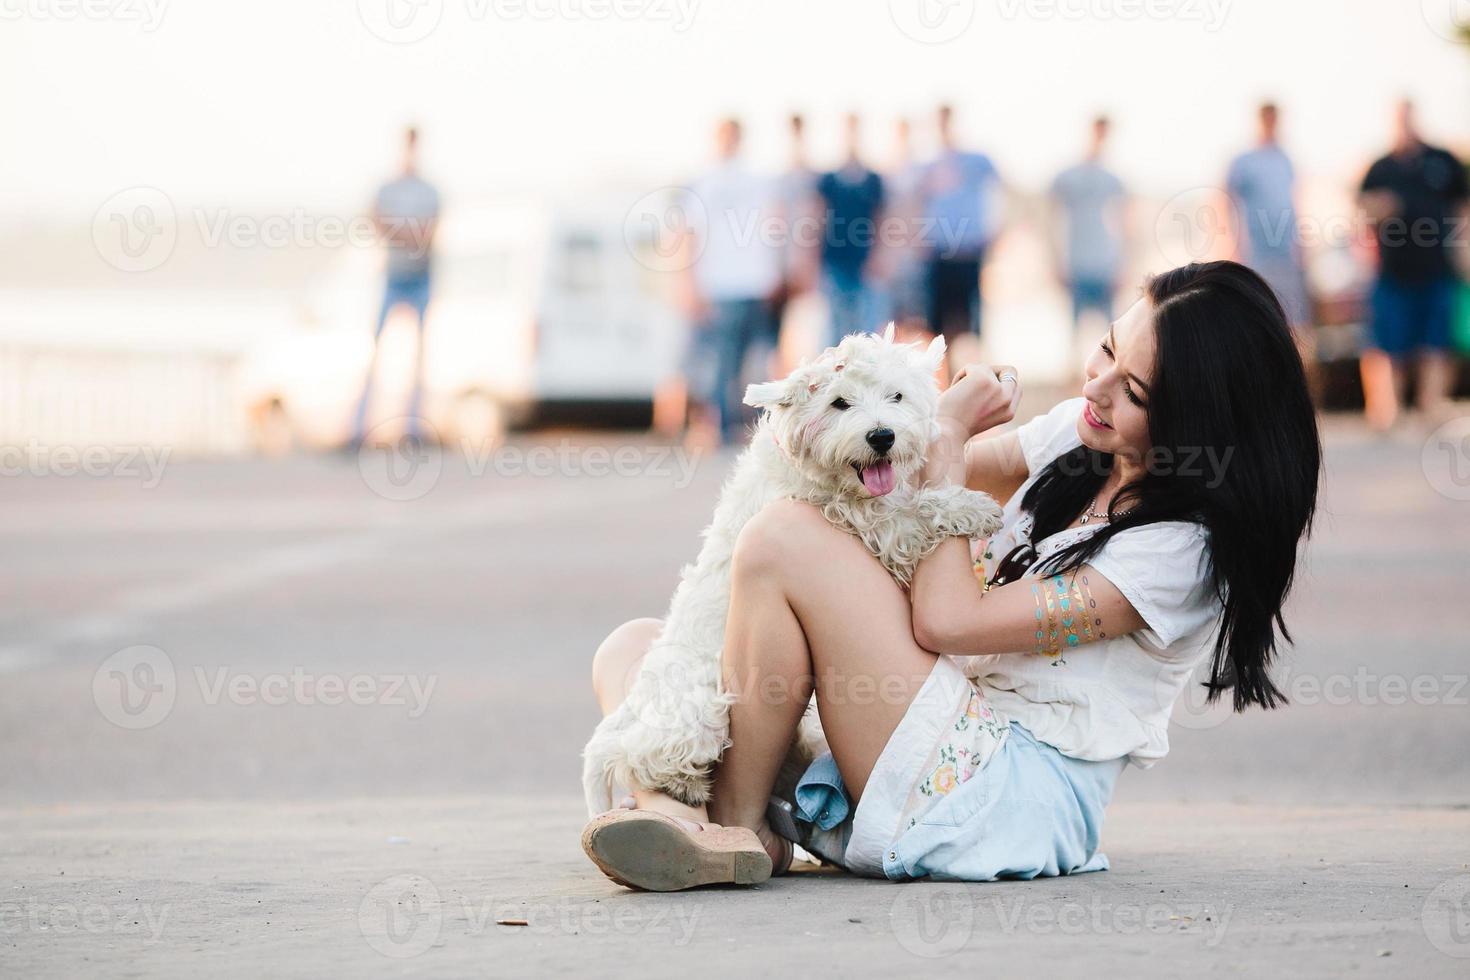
[952,487,1004,538]
[914,484,1004,539]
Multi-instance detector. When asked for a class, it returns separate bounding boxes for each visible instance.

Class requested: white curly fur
[581,325,1004,816]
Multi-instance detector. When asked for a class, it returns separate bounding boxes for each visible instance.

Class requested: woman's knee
[591,617,663,711]
[732,499,829,578]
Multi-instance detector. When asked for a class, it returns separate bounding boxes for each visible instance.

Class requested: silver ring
[997,372,1017,385]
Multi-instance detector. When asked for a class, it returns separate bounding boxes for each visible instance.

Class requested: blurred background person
[350,125,440,449]
[1049,114,1128,347]
[920,103,1002,362]
[816,113,886,347]
[1225,102,1315,381]
[871,115,931,336]
[1358,98,1468,431]
[773,113,821,368]
[680,117,784,447]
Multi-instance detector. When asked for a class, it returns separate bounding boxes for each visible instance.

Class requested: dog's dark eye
[890,392,903,403]
[831,398,850,410]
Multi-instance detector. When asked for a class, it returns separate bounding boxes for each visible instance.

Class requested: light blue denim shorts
[790,661,1126,882]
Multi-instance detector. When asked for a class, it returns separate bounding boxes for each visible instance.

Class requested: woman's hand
[939,364,1022,439]
[923,365,1021,488]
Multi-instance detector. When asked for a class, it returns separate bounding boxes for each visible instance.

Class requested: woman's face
[1078,297,1155,467]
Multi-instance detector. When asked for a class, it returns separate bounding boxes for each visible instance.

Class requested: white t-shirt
[685,163,784,302]
[953,398,1222,768]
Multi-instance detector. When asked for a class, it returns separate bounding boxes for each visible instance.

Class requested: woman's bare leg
[589,617,710,825]
[707,499,942,835]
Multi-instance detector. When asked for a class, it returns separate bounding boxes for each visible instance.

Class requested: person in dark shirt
[817,114,886,348]
[1358,99,1468,430]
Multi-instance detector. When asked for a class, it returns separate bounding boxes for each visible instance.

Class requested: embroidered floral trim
[897,682,1010,831]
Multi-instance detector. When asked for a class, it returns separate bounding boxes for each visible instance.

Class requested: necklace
[1078,490,1134,525]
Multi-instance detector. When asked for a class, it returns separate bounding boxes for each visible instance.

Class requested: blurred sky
[3,0,1468,219]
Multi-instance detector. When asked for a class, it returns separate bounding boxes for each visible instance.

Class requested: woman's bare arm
[910,536,1146,657]
[964,429,1029,507]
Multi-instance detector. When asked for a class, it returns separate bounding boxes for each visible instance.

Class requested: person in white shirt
[586,260,1321,888]
[679,118,784,445]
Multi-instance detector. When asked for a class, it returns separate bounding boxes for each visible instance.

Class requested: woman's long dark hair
[1022,261,1321,711]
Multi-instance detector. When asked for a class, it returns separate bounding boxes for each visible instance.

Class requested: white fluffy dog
[581,326,1004,816]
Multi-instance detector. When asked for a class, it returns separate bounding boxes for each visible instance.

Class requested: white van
[246,194,689,449]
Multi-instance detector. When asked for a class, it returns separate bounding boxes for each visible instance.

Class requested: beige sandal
[580,809,773,891]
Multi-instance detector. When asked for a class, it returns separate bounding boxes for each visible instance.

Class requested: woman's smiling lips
[1083,401,1112,430]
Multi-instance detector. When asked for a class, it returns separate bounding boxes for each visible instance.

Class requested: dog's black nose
[866,427,896,455]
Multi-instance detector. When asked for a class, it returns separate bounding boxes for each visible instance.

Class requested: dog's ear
[881,322,896,343]
[921,334,947,374]
[744,376,802,410]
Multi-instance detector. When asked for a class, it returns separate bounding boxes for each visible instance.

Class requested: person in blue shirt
[919,104,1002,342]
[350,126,440,449]
[816,114,886,349]
[1225,103,1312,341]
[1050,115,1128,335]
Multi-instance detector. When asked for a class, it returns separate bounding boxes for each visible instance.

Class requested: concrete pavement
[1,409,1468,976]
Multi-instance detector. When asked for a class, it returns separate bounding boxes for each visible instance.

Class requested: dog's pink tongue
[861,461,896,496]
